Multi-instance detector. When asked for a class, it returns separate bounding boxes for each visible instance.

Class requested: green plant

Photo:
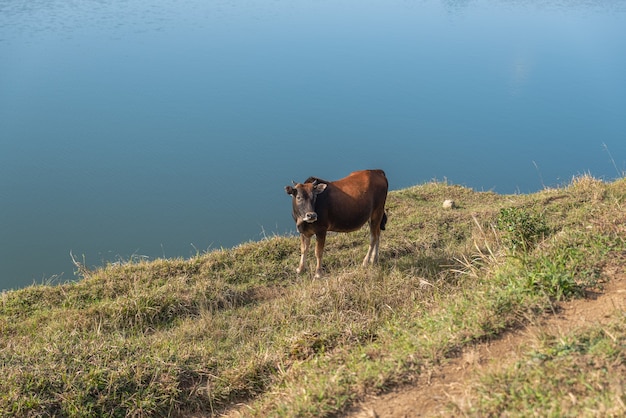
[496,207,550,253]
[521,256,583,300]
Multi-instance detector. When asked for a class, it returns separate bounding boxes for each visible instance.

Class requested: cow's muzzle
[303,212,318,223]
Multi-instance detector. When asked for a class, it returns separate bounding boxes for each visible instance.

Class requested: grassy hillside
[1,175,625,417]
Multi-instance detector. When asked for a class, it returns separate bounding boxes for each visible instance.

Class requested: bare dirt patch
[346,271,626,417]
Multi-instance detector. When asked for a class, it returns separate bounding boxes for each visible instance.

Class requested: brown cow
[285,169,388,278]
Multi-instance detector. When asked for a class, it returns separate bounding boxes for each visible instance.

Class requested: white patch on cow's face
[302,212,318,223]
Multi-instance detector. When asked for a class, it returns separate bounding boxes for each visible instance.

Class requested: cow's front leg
[297,234,311,274]
[314,231,326,278]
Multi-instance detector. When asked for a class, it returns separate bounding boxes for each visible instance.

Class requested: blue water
[1,0,625,290]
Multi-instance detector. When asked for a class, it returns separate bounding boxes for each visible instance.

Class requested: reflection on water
[508,52,533,97]
[442,0,474,14]
[499,0,626,13]
[1,0,625,289]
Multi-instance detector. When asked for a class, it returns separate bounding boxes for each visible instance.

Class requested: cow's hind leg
[363,212,386,266]
[363,217,383,266]
[297,234,311,274]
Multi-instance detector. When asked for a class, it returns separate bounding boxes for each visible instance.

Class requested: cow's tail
[380,212,388,231]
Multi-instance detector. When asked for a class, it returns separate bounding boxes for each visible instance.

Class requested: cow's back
[334,169,387,204]
[318,170,387,232]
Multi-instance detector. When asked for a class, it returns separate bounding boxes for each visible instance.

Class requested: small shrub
[496,207,550,253]
[522,258,583,300]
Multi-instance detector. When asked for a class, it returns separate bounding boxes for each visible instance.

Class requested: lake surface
[1,0,625,290]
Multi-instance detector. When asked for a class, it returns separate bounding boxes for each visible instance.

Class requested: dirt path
[346,271,626,417]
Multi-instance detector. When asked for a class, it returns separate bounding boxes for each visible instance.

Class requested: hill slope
[348,266,626,417]
[1,176,625,417]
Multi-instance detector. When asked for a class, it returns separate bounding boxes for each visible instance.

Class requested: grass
[471,314,626,417]
[1,174,625,417]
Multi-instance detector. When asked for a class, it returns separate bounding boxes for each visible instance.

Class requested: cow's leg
[363,220,381,266]
[297,234,310,274]
[314,231,326,278]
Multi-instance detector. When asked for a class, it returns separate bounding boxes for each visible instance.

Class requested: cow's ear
[285,186,296,196]
[314,183,327,194]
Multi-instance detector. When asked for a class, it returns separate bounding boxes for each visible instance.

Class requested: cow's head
[285,181,327,228]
